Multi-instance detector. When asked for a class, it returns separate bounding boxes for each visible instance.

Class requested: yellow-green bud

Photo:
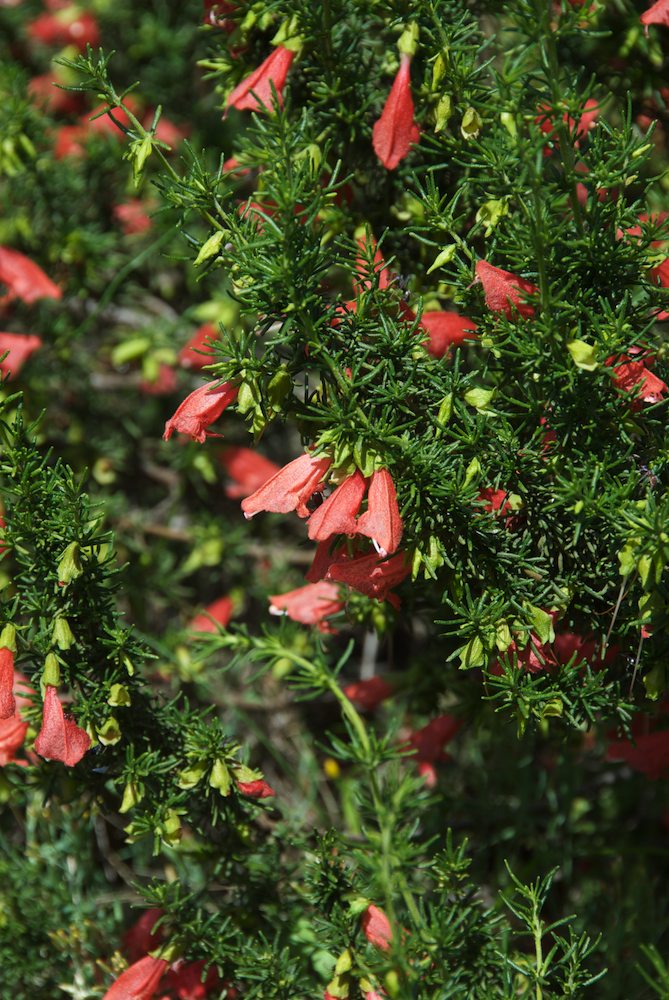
[97,717,122,746]
[108,683,131,707]
[57,542,82,585]
[52,617,75,650]
[209,759,232,796]
[194,230,225,266]
[397,22,419,57]
[461,107,482,140]
[0,624,16,652]
[434,94,453,132]
[177,763,207,789]
[119,780,143,813]
[41,652,61,693]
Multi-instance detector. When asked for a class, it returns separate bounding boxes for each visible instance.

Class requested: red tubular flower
[237,778,275,798]
[0,713,29,766]
[53,124,87,159]
[420,311,478,358]
[226,46,295,113]
[123,910,165,964]
[361,905,392,951]
[641,0,669,32]
[356,468,402,557]
[189,596,233,633]
[326,550,410,608]
[163,381,238,443]
[269,581,344,631]
[343,676,394,711]
[241,452,331,519]
[404,714,462,786]
[610,358,667,407]
[0,647,16,720]
[307,470,366,541]
[28,72,85,115]
[102,955,169,1000]
[140,364,178,397]
[114,200,153,236]
[475,260,537,319]
[0,246,61,304]
[222,446,280,499]
[607,729,669,779]
[27,10,100,51]
[178,323,218,370]
[163,959,220,1000]
[353,234,391,295]
[34,685,91,767]
[372,54,420,170]
[0,333,43,378]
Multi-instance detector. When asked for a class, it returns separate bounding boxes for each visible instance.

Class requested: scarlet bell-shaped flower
[34,685,91,767]
[0,246,61,304]
[475,260,537,319]
[641,0,669,32]
[226,45,295,113]
[163,381,238,444]
[372,54,420,170]
[356,468,402,557]
[610,357,667,407]
[307,469,366,541]
[326,550,410,609]
[122,910,165,964]
[222,446,280,499]
[361,905,393,951]
[241,451,331,519]
[269,581,344,631]
[163,959,220,1000]
[102,955,169,1000]
[0,333,43,378]
[178,323,218,370]
[113,200,153,236]
[189,596,233,633]
[420,311,478,358]
[0,647,16,719]
[237,778,275,798]
[404,714,462,786]
[0,713,29,766]
[343,676,394,711]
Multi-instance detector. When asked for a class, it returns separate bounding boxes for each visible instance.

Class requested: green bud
[437,392,453,426]
[108,683,131,707]
[209,759,232,796]
[0,624,16,652]
[397,23,419,57]
[232,763,262,783]
[427,244,456,274]
[434,94,453,132]
[122,654,135,676]
[500,111,517,138]
[57,542,82,585]
[334,949,353,975]
[458,635,485,669]
[271,15,303,53]
[111,336,151,366]
[567,339,599,371]
[41,652,61,693]
[97,717,122,746]
[476,197,509,237]
[464,387,494,411]
[177,763,207,789]
[52,617,75,650]
[160,809,182,847]
[463,456,482,488]
[267,365,293,407]
[126,134,153,185]
[119,780,143,813]
[385,971,401,997]
[461,107,482,140]
[194,230,225,267]
[432,51,448,89]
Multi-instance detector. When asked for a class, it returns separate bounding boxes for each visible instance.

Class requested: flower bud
[209,758,232,795]
[57,541,82,585]
[52,617,75,650]
[97,717,122,746]
[0,624,16,652]
[41,652,61,695]
[108,683,131,707]
[119,780,143,813]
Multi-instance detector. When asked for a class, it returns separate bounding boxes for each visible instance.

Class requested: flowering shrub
[2,0,669,997]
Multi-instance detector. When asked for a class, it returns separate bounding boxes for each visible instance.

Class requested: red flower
[34,685,91,767]
[0,647,15,720]
[241,452,331,519]
[404,714,462,787]
[163,381,238,443]
[0,246,61,304]
[226,46,295,113]
[114,200,153,236]
[269,581,344,631]
[372,54,420,170]
[420,311,478,358]
[222,446,280,499]
[204,1,237,32]
[307,469,366,541]
[163,959,220,1000]
[361,905,392,951]
[102,955,169,1000]
[607,729,669,779]
[237,778,275,798]
[475,260,537,319]
[179,324,218,370]
[326,550,410,609]
[478,488,510,516]
[641,0,669,32]
[140,364,178,397]
[123,910,165,964]
[610,358,667,406]
[343,676,394,711]
[27,10,100,51]
[53,124,87,159]
[353,233,391,295]
[28,72,84,115]
[356,468,402,557]
[0,333,42,379]
[0,713,29,766]
[189,596,233,633]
